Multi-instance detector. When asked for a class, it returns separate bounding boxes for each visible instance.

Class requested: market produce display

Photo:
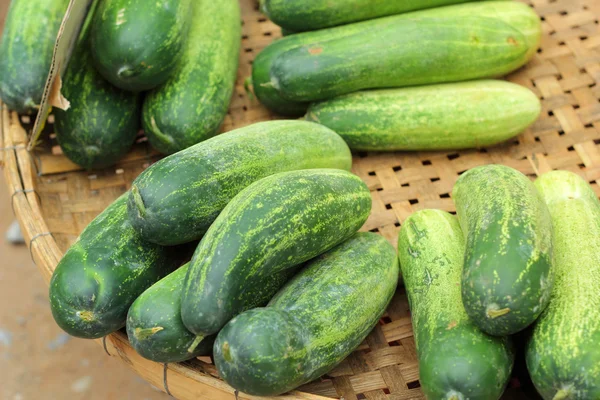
[142,0,241,154]
[305,80,541,151]
[453,165,554,336]
[127,120,351,246]
[214,233,399,396]
[0,0,69,113]
[90,0,192,91]
[181,169,371,344]
[527,171,600,400]
[399,209,514,399]
[4,0,600,398]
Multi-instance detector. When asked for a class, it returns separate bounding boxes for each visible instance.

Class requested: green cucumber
[90,0,192,91]
[398,209,514,399]
[142,0,241,154]
[305,80,541,151]
[181,169,372,343]
[55,41,140,170]
[453,165,553,336]
[127,120,352,246]
[126,263,215,363]
[0,0,69,113]
[260,0,481,32]
[526,171,600,400]
[49,194,187,339]
[253,1,540,115]
[214,232,399,396]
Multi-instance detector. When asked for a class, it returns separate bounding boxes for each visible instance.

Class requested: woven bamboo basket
[2,0,600,398]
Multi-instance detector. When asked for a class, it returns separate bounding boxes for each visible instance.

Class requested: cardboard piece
[28,0,95,151]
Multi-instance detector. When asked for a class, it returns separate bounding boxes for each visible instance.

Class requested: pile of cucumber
[4,0,599,399]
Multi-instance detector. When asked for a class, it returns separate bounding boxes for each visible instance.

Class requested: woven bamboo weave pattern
[2,0,600,398]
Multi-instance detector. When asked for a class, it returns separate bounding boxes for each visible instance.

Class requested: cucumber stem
[243,77,255,101]
[78,310,95,322]
[487,307,511,319]
[553,389,571,400]
[134,327,164,340]
[187,335,204,353]
[131,185,146,218]
[222,341,232,362]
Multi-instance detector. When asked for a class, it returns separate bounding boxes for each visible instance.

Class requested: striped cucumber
[214,232,399,396]
[252,1,541,116]
[127,120,351,246]
[126,263,215,363]
[49,194,188,339]
[90,0,192,91]
[142,0,241,154]
[526,171,600,400]
[181,169,372,346]
[55,40,140,170]
[399,209,514,399]
[453,165,553,336]
[305,80,541,151]
[260,0,480,32]
[0,0,69,113]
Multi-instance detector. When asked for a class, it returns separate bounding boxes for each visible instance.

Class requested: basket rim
[0,102,331,400]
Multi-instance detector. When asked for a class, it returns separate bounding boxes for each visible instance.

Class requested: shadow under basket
[2,0,600,398]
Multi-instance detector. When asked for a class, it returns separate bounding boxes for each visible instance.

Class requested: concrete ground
[0,175,168,400]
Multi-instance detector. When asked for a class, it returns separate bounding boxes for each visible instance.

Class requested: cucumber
[142,0,241,154]
[127,120,352,246]
[126,263,215,363]
[453,165,553,336]
[90,0,192,91]
[261,0,479,32]
[253,1,540,115]
[55,41,141,170]
[0,0,69,113]
[526,171,600,400]
[181,169,372,344]
[398,209,514,399]
[49,194,187,339]
[214,232,399,396]
[305,80,541,151]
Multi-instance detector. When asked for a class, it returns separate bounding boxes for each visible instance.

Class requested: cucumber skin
[55,43,140,170]
[253,1,540,115]
[126,263,215,363]
[181,169,372,339]
[0,0,69,113]
[214,233,399,396]
[127,120,352,246]
[453,165,554,336]
[271,16,529,103]
[261,0,478,32]
[398,209,513,400]
[526,171,600,400]
[90,0,192,92]
[49,194,186,339]
[305,80,541,151]
[142,0,241,154]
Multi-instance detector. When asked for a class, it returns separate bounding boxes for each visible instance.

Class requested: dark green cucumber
[0,0,69,113]
[526,171,600,400]
[90,0,192,91]
[453,165,553,336]
[181,169,372,343]
[142,0,240,154]
[127,120,352,246]
[49,194,186,339]
[261,0,480,32]
[214,232,399,396]
[398,209,514,400]
[305,80,541,151]
[54,41,140,170]
[126,263,215,363]
[253,1,540,115]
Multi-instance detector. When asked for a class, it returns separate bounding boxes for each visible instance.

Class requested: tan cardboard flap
[29,0,95,151]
